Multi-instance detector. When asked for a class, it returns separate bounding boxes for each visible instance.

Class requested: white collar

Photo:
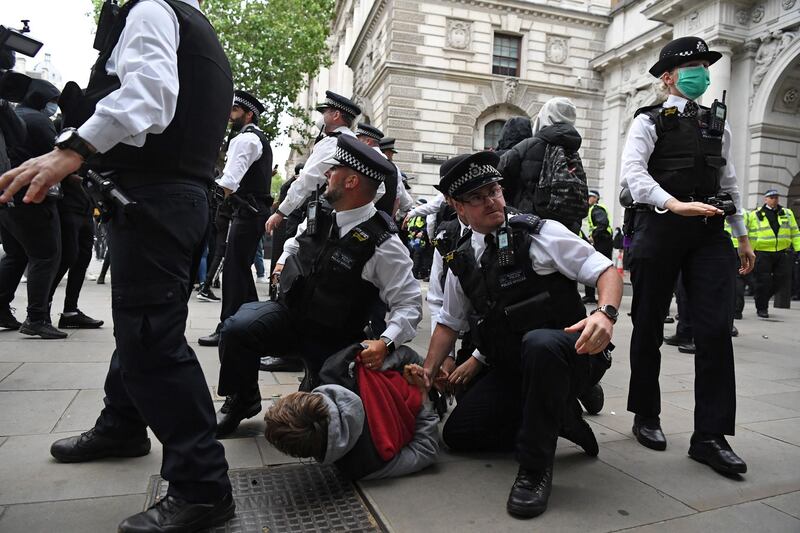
[333,203,377,236]
[663,94,694,112]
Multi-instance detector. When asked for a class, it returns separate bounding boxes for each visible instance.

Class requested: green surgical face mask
[676,66,711,100]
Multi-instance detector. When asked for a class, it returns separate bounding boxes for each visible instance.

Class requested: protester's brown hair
[264,392,329,461]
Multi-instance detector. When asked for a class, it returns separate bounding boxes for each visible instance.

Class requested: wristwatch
[591,304,619,324]
[380,336,395,354]
[55,128,97,160]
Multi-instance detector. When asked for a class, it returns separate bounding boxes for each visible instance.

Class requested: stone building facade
[288,0,800,226]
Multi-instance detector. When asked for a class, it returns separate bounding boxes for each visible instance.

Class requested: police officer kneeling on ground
[0,0,235,530]
[421,151,623,518]
[214,134,422,437]
[621,36,755,475]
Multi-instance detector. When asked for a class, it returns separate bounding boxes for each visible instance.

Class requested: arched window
[483,120,506,150]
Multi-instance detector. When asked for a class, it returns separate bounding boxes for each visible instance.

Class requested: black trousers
[219,208,268,323]
[217,300,353,397]
[585,237,613,300]
[443,330,606,471]
[754,250,793,312]
[0,199,61,321]
[203,210,231,287]
[269,219,287,276]
[48,209,94,312]
[92,182,230,503]
[674,274,692,340]
[627,211,736,435]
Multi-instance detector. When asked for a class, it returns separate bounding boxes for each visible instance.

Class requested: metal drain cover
[145,464,384,532]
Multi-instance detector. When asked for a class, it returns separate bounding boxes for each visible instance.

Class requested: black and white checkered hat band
[356,127,381,141]
[334,146,387,182]
[324,99,359,117]
[234,96,260,116]
[448,163,501,195]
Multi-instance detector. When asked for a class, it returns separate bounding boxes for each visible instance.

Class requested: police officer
[0,0,235,530]
[214,135,422,436]
[0,78,66,338]
[747,190,800,318]
[379,136,414,217]
[621,36,755,475]
[265,91,360,235]
[582,189,613,304]
[422,151,622,518]
[199,90,273,347]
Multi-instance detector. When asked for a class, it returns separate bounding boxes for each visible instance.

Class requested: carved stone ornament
[622,68,631,82]
[637,60,647,74]
[736,9,749,25]
[752,5,765,23]
[504,78,519,102]
[687,10,700,31]
[783,0,796,10]
[621,82,668,135]
[446,20,471,50]
[751,31,798,107]
[546,36,568,64]
[784,87,798,106]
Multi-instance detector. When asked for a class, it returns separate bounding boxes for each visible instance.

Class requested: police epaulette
[634,103,664,118]
[456,228,473,246]
[327,131,343,137]
[509,213,545,234]
[375,210,398,233]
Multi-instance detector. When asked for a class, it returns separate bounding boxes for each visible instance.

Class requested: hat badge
[697,41,707,52]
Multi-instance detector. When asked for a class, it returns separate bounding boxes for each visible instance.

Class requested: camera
[0,21,44,103]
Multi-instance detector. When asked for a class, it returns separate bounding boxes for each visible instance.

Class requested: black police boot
[0,307,21,330]
[560,400,599,457]
[197,284,221,302]
[664,334,691,347]
[50,428,151,463]
[757,309,769,319]
[58,310,104,329]
[198,325,221,347]
[632,415,667,451]
[506,465,553,519]
[118,493,236,533]
[678,342,696,354]
[688,432,747,475]
[578,383,604,415]
[259,356,304,372]
[216,392,262,437]
[663,316,675,324]
[19,320,68,339]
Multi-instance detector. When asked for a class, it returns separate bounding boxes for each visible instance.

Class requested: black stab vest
[636,104,725,198]
[278,207,396,342]
[448,215,586,367]
[62,0,233,181]
[233,125,273,199]
[434,217,462,287]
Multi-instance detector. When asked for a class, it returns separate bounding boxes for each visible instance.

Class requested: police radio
[497,208,515,267]
[306,185,320,235]
[708,90,727,136]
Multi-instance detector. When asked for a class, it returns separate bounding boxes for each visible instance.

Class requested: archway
[473,103,528,151]
[788,171,800,220]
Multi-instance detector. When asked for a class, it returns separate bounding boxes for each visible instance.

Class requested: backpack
[534,144,589,232]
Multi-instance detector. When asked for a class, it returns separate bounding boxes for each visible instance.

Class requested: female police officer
[621,36,755,475]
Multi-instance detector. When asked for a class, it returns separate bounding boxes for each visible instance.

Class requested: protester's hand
[0,149,83,204]
[664,198,723,217]
[565,312,613,355]
[738,237,755,275]
[403,364,427,394]
[401,214,410,229]
[266,212,285,235]
[448,356,482,388]
[272,263,283,277]
[359,339,388,370]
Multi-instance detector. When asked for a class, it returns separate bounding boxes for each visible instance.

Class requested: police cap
[322,135,395,183]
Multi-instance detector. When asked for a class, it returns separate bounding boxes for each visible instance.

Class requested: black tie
[329,215,340,240]
[481,233,496,269]
[682,101,699,118]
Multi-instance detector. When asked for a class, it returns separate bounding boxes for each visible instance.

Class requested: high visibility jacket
[724,210,748,249]
[747,205,800,252]
[587,203,612,238]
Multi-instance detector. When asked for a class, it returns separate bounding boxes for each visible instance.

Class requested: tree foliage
[90,0,335,139]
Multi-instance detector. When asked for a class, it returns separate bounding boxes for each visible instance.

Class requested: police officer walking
[199,90,273,347]
[0,0,235,530]
[747,189,800,318]
[621,37,755,475]
[582,189,613,304]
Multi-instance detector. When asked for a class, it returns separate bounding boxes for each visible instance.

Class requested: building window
[492,34,521,76]
[484,119,506,150]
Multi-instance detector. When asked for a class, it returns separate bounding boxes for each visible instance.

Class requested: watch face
[55,129,74,144]
[604,305,619,318]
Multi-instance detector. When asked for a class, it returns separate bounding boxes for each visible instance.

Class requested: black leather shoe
[731,326,739,337]
[578,383,604,415]
[198,331,220,347]
[216,394,262,437]
[664,334,691,347]
[688,433,747,475]
[50,428,151,463]
[560,401,599,457]
[118,493,235,533]
[259,356,304,372]
[197,285,220,302]
[678,342,696,354]
[19,320,68,339]
[663,316,675,324]
[506,466,553,518]
[0,308,21,330]
[757,309,769,319]
[58,310,104,329]
[632,416,667,451]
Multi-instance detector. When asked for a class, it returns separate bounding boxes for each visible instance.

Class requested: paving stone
[254,436,301,466]
[729,375,800,397]
[0,390,76,436]
[219,437,265,469]
[762,490,800,520]
[0,363,20,382]
[0,341,117,363]
[751,391,800,411]
[600,429,800,512]
[0,494,144,533]
[359,452,693,532]
[0,363,109,391]
[0,433,163,505]
[742,417,800,447]
[52,389,106,433]
[273,371,305,385]
[589,394,695,436]
[622,500,800,532]
[662,391,800,424]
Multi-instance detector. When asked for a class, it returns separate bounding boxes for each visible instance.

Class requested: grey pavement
[0,260,799,532]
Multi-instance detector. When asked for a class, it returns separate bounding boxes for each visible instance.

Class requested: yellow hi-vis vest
[747,206,800,252]
[587,203,612,237]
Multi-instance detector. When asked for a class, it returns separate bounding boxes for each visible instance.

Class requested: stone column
[601,92,628,228]
[702,39,733,106]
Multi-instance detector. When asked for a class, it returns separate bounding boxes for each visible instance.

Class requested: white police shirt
[620,93,746,237]
[78,0,199,154]
[215,129,263,193]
